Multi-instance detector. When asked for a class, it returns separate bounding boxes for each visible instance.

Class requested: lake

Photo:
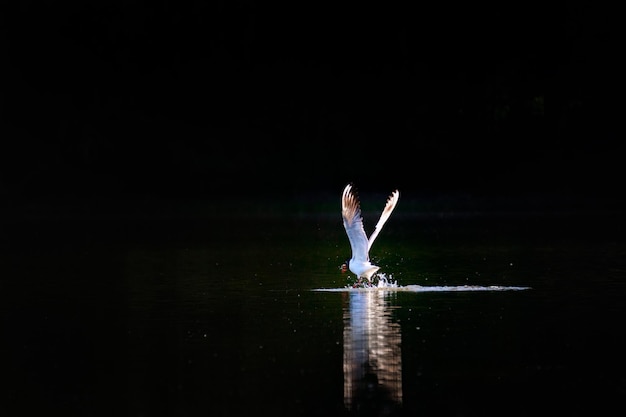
[2,196,625,416]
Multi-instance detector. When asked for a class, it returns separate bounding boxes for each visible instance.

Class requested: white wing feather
[342,184,370,263]
[367,189,400,251]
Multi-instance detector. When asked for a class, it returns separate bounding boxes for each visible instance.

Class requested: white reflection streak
[343,291,402,412]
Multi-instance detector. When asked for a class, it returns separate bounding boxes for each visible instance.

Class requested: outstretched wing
[342,184,370,262]
[367,189,399,251]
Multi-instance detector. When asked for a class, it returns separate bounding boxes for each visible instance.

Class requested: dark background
[2,4,626,416]
[1,1,623,204]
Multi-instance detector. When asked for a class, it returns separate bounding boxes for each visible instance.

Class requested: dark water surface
[2,199,626,416]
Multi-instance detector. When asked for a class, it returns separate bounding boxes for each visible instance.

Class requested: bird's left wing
[367,189,399,251]
[342,184,370,262]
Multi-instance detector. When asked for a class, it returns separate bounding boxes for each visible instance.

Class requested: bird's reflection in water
[343,290,402,415]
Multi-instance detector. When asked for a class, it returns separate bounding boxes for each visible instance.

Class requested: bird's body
[341,184,400,284]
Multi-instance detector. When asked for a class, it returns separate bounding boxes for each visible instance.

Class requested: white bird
[341,183,400,284]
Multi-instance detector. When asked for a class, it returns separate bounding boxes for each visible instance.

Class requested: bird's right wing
[367,189,399,251]
[342,184,370,262]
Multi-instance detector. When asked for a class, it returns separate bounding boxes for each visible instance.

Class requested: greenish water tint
[2,200,626,416]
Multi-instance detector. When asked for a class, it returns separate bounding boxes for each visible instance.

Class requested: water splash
[315,273,531,292]
[346,272,399,289]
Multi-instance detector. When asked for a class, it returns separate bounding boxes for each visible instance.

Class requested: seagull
[341,183,400,284]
